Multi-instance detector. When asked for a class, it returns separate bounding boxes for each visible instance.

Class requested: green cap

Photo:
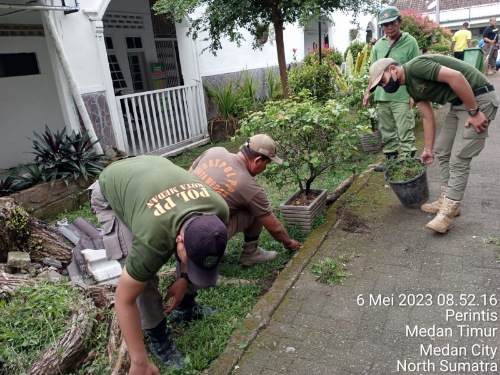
[379,6,401,25]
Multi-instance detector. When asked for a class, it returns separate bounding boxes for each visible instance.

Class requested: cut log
[326,174,358,205]
[29,300,94,375]
[0,197,73,264]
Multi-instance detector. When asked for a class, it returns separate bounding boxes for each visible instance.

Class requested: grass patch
[385,158,425,183]
[310,252,357,285]
[484,234,500,262]
[0,282,87,375]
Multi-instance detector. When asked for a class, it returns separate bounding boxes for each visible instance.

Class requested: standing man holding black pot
[369,55,498,233]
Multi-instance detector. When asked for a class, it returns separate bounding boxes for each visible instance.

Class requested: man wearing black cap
[369,55,498,234]
[363,5,419,170]
[189,134,301,266]
[89,155,229,374]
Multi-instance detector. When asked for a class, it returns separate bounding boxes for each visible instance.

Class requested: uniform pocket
[101,218,125,260]
[458,126,487,159]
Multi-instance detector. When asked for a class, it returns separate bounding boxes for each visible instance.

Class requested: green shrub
[288,63,336,102]
[239,91,369,194]
[344,40,367,66]
[303,47,343,66]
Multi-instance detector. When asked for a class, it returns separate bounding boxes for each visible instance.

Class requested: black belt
[451,85,495,106]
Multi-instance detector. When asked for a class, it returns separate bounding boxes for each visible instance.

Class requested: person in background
[363,5,419,171]
[189,134,301,267]
[482,17,498,75]
[369,55,498,234]
[89,155,229,374]
[451,22,472,60]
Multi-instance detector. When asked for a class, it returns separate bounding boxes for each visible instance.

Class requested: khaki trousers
[434,91,498,200]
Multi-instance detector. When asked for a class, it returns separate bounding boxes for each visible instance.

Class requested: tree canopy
[153,0,377,97]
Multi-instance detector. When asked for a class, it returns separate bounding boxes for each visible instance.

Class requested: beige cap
[244,134,283,164]
[369,58,397,92]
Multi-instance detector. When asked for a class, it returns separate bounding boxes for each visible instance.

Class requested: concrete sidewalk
[210,75,500,375]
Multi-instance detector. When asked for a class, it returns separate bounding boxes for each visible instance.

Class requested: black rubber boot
[374,152,398,172]
[144,318,185,369]
[168,292,217,325]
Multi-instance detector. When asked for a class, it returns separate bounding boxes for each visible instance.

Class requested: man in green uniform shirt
[369,55,498,233]
[363,6,419,170]
[89,155,229,374]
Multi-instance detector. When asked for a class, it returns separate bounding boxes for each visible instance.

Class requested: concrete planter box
[360,129,382,153]
[279,188,328,233]
[9,177,93,220]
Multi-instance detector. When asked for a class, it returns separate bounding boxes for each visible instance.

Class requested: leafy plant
[385,158,425,182]
[400,10,453,52]
[288,63,336,102]
[0,175,18,197]
[303,46,343,66]
[265,66,282,101]
[344,40,367,66]
[311,256,351,285]
[31,125,104,185]
[239,90,369,195]
[204,80,243,121]
[237,70,259,114]
[11,163,44,190]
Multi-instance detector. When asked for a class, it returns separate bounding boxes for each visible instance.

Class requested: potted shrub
[203,80,243,141]
[384,158,429,208]
[333,45,382,154]
[239,90,369,232]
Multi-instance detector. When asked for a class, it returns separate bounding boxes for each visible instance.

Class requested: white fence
[115,83,208,156]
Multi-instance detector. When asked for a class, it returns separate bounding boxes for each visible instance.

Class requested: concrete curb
[207,170,375,375]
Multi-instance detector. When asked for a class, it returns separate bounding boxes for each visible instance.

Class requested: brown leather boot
[420,186,460,216]
[239,240,277,266]
[426,197,461,233]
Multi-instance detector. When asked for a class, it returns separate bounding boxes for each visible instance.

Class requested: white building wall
[190,16,305,77]
[0,35,66,170]
[330,12,378,54]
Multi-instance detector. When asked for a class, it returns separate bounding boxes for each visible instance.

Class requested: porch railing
[115,83,208,156]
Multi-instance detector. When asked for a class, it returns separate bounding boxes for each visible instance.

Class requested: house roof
[392,0,499,27]
[393,0,496,13]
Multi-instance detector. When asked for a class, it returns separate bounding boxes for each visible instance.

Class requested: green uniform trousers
[435,91,498,201]
[377,101,417,156]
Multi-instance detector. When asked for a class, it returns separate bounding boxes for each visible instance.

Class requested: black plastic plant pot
[384,159,430,209]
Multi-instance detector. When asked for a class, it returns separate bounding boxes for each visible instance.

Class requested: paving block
[7,251,31,269]
[81,249,121,283]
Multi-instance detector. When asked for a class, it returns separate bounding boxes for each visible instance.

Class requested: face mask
[383,75,400,94]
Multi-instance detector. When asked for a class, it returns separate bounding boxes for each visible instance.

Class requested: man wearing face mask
[369,55,498,234]
[363,6,419,171]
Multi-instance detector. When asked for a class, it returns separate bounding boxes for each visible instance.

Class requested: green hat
[379,6,401,25]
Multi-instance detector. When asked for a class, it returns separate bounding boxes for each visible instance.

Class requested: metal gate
[116,83,208,156]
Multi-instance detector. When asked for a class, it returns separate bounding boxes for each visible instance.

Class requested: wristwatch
[468,107,480,116]
[179,272,190,282]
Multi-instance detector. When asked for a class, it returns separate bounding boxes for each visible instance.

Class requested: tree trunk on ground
[326,174,358,205]
[29,301,94,375]
[0,197,73,264]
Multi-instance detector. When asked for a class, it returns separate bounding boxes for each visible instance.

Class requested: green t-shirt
[371,32,420,102]
[403,55,490,104]
[99,155,229,282]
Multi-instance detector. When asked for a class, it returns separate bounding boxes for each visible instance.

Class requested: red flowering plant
[400,10,452,54]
